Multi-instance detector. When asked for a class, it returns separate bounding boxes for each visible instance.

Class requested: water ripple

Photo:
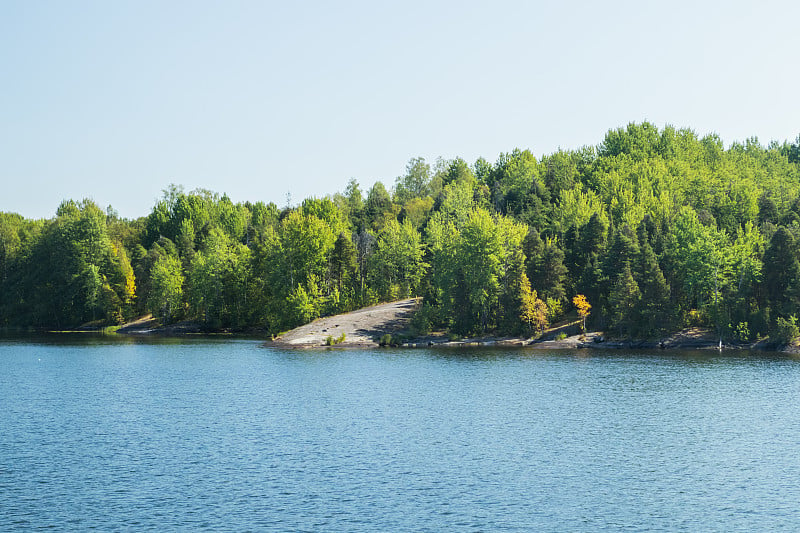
[2,340,800,530]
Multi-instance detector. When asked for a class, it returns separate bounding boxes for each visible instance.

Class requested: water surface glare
[2,337,800,531]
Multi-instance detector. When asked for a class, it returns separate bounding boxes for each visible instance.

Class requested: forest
[2,122,800,343]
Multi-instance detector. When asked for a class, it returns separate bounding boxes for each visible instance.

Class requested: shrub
[325,332,346,346]
[410,302,434,336]
[546,298,563,323]
[686,309,704,327]
[379,334,393,346]
[770,315,799,346]
[733,321,750,342]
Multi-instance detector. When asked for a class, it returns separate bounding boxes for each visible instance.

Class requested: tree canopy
[2,123,800,342]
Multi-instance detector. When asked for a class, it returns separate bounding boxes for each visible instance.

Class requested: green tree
[428,208,527,334]
[20,200,135,327]
[534,237,568,302]
[667,207,731,317]
[442,157,476,187]
[608,263,641,337]
[771,315,799,345]
[635,240,671,336]
[369,219,428,301]
[489,148,549,227]
[364,182,395,231]
[148,254,184,323]
[762,227,800,317]
[399,197,434,230]
[188,228,252,327]
[280,209,336,290]
[394,157,431,203]
[329,233,359,310]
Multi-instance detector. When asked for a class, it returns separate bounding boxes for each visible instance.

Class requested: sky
[1,0,799,219]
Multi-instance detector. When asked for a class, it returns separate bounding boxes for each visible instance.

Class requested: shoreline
[5,301,797,354]
[1,327,795,354]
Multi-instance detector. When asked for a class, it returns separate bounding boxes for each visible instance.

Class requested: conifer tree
[536,238,568,302]
[608,263,641,338]
[329,233,358,309]
[763,227,800,317]
[635,240,671,336]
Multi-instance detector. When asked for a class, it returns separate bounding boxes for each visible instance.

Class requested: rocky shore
[113,300,795,353]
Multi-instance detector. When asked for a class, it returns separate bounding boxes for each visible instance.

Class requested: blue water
[2,336,800,531]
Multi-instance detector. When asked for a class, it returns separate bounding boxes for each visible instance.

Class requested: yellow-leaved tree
[573,294,591,333]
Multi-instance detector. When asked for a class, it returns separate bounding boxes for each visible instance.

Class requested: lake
[2,335,800,531]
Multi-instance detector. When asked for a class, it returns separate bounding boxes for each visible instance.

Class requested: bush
[733,321,750,342]
[555,332,567,341]
[410,302,434,336]
[379,334,393,346]
[325,332,346,346]
[686,308,705,327]
[546,298,563,323]
[770,315,799,346]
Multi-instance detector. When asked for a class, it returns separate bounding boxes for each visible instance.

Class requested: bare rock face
[271,298,420,348]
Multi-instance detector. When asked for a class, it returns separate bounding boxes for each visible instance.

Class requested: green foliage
[6,199,136,327]
[4,121,800,342]
[325,332,346,346]
[329,233,359,310]
[410,302,435,336]
[281,209,336,290]
[635,239,671,336]
[763,227,800,317]
[427,207,528,334]
[286,281,321,327]
[531,236,567,302]
[545,297,563,323]
[400,197,434,230]
[771,315,799,346]
[364,182,394,231]
[394,157,432,203]
[442,157,476,187]
[369,219,428,301]
[733,321,751,342]
[608,263,641,337]
[489,149,549,227]
[187,228,252,327]
[148,254,184,323]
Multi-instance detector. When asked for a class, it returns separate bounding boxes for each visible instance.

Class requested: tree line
[2,122,800,342]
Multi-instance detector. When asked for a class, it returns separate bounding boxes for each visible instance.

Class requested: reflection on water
[2,338,800,531]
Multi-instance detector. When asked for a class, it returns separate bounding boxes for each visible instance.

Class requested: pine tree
[635,241,671,336]
[523,228,543,286]
[608,263,641,338]
[762,227,800,317]
[329,233,358,310]
[536,238,568,302]
[602,225,639,309]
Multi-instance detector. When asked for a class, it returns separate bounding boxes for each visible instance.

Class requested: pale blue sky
[2,0,799,219]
